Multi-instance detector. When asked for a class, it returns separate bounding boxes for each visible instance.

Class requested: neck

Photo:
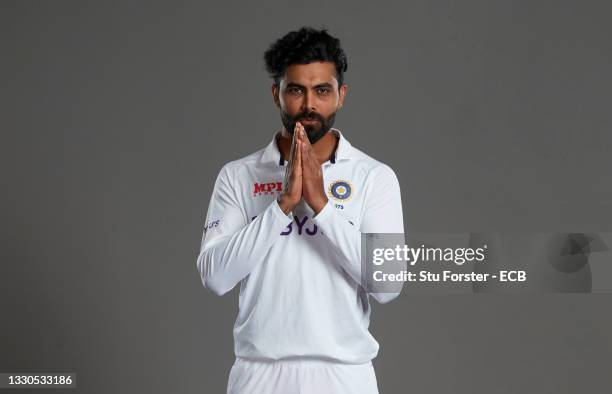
[277,129,339,164]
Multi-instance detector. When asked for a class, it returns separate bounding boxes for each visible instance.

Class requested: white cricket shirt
[197,128,404,364]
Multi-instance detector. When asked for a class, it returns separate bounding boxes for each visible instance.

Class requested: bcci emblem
[329,180,352,201]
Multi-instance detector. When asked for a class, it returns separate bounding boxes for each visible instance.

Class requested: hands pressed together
[277,122,329,216]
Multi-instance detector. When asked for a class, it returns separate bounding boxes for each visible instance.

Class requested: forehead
[281,61,338,86]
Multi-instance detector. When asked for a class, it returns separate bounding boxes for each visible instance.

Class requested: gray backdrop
[1,1,611,393]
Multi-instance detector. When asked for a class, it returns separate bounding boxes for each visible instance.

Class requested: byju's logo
[250,215,322,236]
[253,182,283,196]
[203,219,220,234]
[280,215,320,236]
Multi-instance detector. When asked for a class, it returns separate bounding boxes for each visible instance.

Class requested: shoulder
[346,143,399,183]
[216,145,268,179]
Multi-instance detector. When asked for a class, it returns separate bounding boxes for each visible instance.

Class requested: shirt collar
[259,128,356,166]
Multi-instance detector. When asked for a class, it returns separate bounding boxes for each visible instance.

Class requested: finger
[284,159,291,189]
[285,135,297,189]
[301,138,311,170]
[304,138,319,167]
[300,137,309,165]
[289,128,297,162]
[300,129,314,159]
[295,124,305,158]
[296,140,302,172]
[291,124,304,172]
[299,124,311,147]
[295,121,303,142]
[300,133,310,159]
[302,125,310,147]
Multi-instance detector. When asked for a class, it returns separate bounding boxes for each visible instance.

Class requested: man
[197,26,404,394]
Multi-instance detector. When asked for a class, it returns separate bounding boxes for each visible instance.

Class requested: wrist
[277,195,295,215]
[311,195,329,216]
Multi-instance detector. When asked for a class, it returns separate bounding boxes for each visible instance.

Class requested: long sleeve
[196,165,293,296]
[312,164,405,303]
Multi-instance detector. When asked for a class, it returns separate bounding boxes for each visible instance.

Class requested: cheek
[318,101,339,117]
[280,97,302,114]
[319,94,339,107]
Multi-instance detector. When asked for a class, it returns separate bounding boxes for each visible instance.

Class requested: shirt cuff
[271,198,294,224]
[312,200,335,223]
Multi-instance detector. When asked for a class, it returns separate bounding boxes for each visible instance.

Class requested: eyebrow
[285,82,335,89]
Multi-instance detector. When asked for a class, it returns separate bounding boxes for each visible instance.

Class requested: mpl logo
[253,181,283,196]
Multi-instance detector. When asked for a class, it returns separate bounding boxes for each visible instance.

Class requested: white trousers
[227,358,380,394]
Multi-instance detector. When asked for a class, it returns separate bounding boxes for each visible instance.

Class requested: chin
[306,128,328,144]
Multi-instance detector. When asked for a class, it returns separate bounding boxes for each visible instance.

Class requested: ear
[338,83,347,109]
[271,83,281,109]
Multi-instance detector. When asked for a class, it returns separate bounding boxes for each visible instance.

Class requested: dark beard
[280,109,337,144]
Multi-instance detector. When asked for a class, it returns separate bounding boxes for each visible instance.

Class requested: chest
[234,164,367,232]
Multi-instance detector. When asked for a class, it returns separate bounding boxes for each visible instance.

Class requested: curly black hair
[263,26,348,87]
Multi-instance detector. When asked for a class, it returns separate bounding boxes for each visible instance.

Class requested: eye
[317,88,330,95]
[288,87,303,94]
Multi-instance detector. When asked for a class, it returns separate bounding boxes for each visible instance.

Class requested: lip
[300,118,319,123]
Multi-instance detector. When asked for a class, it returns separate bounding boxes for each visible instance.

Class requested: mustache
[294,112,325,123]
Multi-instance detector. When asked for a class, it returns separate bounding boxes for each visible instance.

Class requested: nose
[302,90,315,113]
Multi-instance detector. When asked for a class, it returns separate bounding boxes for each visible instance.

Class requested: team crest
[329,180,352,201]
